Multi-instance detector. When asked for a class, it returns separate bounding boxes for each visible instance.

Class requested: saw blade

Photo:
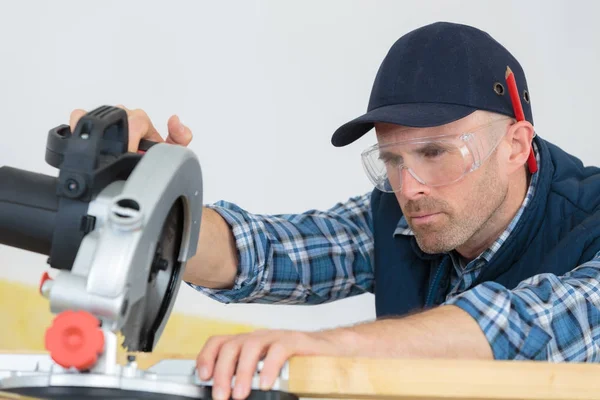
[121,198,184,352]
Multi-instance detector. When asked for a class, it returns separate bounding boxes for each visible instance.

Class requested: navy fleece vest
[371,137,600,318]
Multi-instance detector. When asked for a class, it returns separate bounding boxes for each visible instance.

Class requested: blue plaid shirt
[189,141,600,361]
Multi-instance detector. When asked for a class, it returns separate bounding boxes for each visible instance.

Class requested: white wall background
[1,0,598,331]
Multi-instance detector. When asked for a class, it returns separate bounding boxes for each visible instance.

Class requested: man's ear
[505,121,535,175]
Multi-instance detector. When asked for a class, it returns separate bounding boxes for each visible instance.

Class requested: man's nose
[400,167,428,199]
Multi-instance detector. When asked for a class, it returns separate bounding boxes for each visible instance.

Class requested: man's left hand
[195,329,352,400]
[195,305,492,400]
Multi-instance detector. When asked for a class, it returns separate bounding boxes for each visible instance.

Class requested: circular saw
[0,105,203,352]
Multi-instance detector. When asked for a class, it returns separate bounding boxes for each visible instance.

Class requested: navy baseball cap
[331,21,534,147]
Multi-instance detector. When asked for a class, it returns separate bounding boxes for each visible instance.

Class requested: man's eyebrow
[412,142,453,153]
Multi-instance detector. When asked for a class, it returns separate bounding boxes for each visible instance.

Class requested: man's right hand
[69,105,193,152]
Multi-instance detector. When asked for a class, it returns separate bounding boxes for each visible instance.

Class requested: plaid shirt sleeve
[187,193,374,304]
[446,250,600,361]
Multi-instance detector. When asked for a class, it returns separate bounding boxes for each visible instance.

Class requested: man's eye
[378,154,402,166]
[422,148,445,158]
[383,157,401,166]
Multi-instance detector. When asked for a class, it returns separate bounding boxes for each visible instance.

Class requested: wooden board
[288,356,600,400]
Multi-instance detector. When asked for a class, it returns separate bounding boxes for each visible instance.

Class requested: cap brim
[331,103,477,147]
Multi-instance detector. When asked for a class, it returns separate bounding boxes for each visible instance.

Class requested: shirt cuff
[185,201,266,303]
[445,281,552,360]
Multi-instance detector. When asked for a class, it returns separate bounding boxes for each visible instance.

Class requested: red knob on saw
[44,310,105,371]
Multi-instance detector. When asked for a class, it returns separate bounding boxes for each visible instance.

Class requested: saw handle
[137,138,159,153]
[0,166,58,255]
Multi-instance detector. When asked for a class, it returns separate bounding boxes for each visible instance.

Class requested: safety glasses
[361,118,513,193]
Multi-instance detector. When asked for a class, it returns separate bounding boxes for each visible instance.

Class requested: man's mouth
[409,212,442,224]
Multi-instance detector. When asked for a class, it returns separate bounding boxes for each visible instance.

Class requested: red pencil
[505,66,537,174]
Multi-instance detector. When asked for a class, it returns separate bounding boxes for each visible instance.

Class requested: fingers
[69,109,87,132]
[259,340,294,390]
[198,331,278,400]
[232,338,268,399]
[196,331,342,399]
[126,110,164,152]
[166,114,193,147]
[196,335,232,381]
[212,339,244,400]
[212,334,271,400]
[117,106,163,152]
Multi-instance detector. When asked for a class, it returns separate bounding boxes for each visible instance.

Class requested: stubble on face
[401,155,508,255]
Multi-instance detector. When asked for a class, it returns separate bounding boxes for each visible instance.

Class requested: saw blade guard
[47,141,203,352]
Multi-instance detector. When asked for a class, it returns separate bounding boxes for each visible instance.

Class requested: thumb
[166,115,193,147]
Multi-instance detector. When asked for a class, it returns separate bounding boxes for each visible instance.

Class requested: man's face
[374,112,511,255]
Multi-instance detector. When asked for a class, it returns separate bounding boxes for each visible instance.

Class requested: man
[70,22,600,400]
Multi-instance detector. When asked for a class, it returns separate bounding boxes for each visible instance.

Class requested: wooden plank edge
[288,356,600,400]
